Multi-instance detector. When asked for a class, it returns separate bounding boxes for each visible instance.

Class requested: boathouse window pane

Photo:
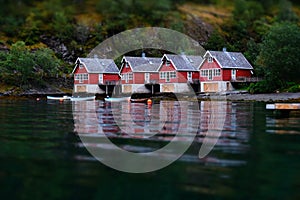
[128,73,133,80]
[208,57,213,63]
[170,71,176,78]
[166,61,170,66]
[160,72,166,79]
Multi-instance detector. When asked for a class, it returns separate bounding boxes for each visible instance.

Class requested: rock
[40,35,76,63]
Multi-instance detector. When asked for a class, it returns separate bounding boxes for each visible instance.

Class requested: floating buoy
[147,98,152,105]
[36,98,40,101]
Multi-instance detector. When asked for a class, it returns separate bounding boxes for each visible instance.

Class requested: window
[124,73,133,83]
[79,64,84,69]
[99,74,103,84]
[160,72,166,79]
[166,61,170,66]
[128,73,133,80]
[187,72,192,81]
[145,73,150,82]
[75,73,88,83]
[208,57,213,63]
[170,71,176,79]
[201,70,208,77]
[208,70,212,80]
[160,71,176,80]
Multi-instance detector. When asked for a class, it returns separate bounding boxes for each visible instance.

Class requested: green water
[0,99,300,199]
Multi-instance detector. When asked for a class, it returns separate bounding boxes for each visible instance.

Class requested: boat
[70,96,96,101]
[104,96,131,102]
[130,98,149,103]
[47,95,71,101]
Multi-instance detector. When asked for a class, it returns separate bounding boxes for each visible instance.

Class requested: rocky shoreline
[197,91,300,102]
[1,90,300,103]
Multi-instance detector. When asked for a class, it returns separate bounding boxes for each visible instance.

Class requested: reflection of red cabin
[199,50,253,92]
[72,57,120,93]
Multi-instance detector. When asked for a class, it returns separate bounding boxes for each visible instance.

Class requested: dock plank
[266,103,300,110]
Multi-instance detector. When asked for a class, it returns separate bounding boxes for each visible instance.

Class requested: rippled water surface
[0,99,300,199]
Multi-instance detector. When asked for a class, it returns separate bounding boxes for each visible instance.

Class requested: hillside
[0,0,300,94]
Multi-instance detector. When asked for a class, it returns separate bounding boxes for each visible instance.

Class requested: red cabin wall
[89,74,99,84]
[222,69,231,81]
[177,71,187,83]
[150,73,159,82]
[74,66,89,84]
[104,74,120,82]
[237,69,251,77]
[199,59,223,82]
[193,71,199,80]
[120,63,133,84]
[158,61,177,83]
[134,73,144,84]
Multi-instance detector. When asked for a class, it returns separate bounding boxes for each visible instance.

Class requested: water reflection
[73,100,251,167]
[266,112,300,135]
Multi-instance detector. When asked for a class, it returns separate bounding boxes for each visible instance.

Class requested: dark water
[0,99,300,199]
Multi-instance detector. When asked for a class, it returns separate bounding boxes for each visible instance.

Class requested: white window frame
[166,72,170,82]
[208,57,213,63]
[75,73,88,83]
[170,71,176,79]
[231,69,236,80]
[187,72,192,81]
[145,73,150,82]
[208,70,212,80]
[99,73,103,84]
[166,61,170,66]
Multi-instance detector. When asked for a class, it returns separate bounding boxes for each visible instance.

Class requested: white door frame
[187,72,192,81]
[231,69,236,80]
[145,73,150,83]
[99,73,103,84]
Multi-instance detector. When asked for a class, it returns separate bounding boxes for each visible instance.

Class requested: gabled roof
[121,56,161,72]
[163,54,203,71]
[72,57,119,74]
[203,51,253,70]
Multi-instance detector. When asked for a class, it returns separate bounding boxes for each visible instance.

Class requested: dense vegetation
[0,0,299,93]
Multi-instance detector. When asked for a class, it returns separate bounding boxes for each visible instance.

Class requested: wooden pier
[266,103,300,110]
[266,103,300,117]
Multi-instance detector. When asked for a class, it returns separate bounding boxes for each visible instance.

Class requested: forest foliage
[0,0,299,92]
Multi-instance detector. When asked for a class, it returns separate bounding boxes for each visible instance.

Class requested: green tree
[256,23,300,88]
[276,0,298,23]
[34,48,61,79]
[0,41,62,88]
[8,41,35,87]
